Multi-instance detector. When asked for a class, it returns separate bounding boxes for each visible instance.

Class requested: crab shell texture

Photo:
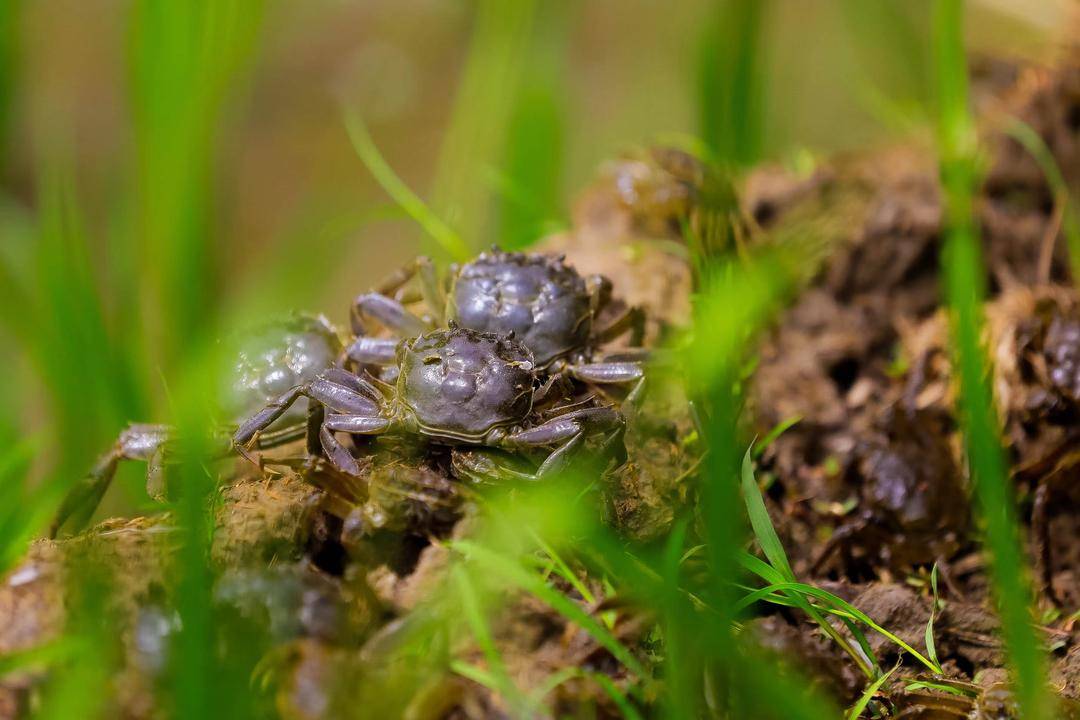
[229,313,343,421]
[397,326,535,441]
[449,250,592,367]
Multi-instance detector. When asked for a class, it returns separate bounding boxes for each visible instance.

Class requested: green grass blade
[697,0,769,166]
[591,671,644,720]
[451,565,527,714]
[450,539,648,681]
[129,0,267,370]
[431,0,536,251]
[741,447,794,580]
[735,580,939,674]
[497,2,569,249]
[343,109,470,261]
[933,3,1051,718]
[846,664,897,720]
[925,564,941,670]
[739,460,879,677]
[1004,118,1080,281]
[753,415,801,458]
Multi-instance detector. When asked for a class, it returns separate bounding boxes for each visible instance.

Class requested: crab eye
[423,355,442,365]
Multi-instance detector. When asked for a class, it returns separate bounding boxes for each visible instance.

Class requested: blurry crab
[234,325,626,484]
[984,285,1080,603]
[811,405,969,579]
[51,314,343,537]
[344,249,647,395]
[903,285,1080,602]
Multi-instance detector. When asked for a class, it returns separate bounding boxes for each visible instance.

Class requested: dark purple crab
[50,314,343,537]
[234,325,624,481]
[345,249,647,391]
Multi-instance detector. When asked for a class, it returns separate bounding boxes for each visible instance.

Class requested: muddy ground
[3,51,1080,719]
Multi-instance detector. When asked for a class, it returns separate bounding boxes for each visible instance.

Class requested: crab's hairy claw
[320,425,363,477]
[507,406,622,446]
[536,431,586,478]
[352,292,430,337]
[346,336,398,366]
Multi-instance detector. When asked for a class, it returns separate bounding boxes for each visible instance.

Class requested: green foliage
[932,2,1051,719]
[846,665,897,720]
[497,2,570,249]
[1004,118,1080,281]
[697,0,769,166]
[431,0,537,254]
[129,0,267,371]
[344,109,470,261]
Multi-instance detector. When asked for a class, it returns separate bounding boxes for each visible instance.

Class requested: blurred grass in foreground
[933,2,1051,719]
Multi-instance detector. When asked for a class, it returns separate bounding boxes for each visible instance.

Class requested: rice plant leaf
[1004,118,1080,281]
[343,109,470,261]
[933,3,1051,717]
[449,540,648,681]
[846,664,897,720]
[449,660,502,692]
[590,672,644,720]
[905,680,976,697]
[451,565,526,713]
[753,415,801,458]
[740,446,793,580]
[431,0,536,249]
[737,580,940,674]
[925,563,941,670]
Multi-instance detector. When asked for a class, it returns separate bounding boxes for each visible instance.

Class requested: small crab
[50,314,343,537]
[344,249,647,390]
[812,406,969,577]
[234,325,625,481]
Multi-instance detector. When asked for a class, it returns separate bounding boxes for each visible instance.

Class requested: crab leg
[234,374,380,446]
[323,414,392,434]
[345,336,398,366]
[504,406,623,479]
[319,425,363,477]
[595,305,646,346]
[351,292,430,337]
[566,361,644,384]
[50,424,171,537]
[51,418,307,537]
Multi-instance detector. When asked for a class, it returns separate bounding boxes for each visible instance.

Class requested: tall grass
[496,2,570,249]
[430,0,536,256]
[933,3,1051,719]
[129,0,267,373]
[698,0,768,167]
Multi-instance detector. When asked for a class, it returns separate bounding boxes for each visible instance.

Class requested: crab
[344,249,647,391]
[234,325,625,482]
[50,314,343,537]
[811,405,969,578]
